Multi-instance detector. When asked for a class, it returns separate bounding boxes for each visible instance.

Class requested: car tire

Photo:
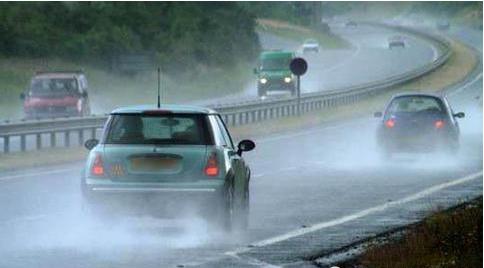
[217,181,248,232]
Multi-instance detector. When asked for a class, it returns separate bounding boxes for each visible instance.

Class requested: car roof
[391,92,444,100]
[260,51,293,59]
[33,71,84,79]
[110,104,218,115]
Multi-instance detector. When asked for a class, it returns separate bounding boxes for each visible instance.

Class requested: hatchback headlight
[284,77,292,83]
[260,78,268,84]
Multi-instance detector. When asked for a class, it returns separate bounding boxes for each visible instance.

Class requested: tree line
[0,2,260,76]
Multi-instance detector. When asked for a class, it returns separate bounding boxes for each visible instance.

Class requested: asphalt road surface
[0,28,481,267]
[1,23,439,153]
[195,22,438,105]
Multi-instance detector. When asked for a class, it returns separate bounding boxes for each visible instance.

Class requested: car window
[208,115,228,146]
[261,57,291,70]
[30,78,78,96]
[387,96,444,114]
[215,115,234,148]
[105,114,211,145]
[79,76,88,91]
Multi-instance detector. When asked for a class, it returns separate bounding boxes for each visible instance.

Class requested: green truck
[254,51,296,97]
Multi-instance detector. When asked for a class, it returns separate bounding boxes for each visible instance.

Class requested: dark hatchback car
[375,93,465,157]
[81,105,255,231]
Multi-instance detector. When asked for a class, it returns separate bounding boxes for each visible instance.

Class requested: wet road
[194,23,437,105]
[0,23,439,153]
[0,28,481,267]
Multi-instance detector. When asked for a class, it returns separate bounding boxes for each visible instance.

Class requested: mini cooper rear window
[105,114,212,145]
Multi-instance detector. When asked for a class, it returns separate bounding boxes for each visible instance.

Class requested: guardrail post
[20,134,26,152]
[78,129,84,146]
[238,113,243,126]
[245,112,249,124]
[3,136,9,153]
[36,133,42,150]
[65,131,70,147]
[91,128,96,139]
[50,132,56,148]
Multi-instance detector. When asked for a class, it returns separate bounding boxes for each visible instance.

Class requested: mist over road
[0,26,481,268]
[197,22,438,106]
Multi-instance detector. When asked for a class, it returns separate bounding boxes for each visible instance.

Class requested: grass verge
[354,197,482,268]
[0,37,477,171]
[257,18,350,49]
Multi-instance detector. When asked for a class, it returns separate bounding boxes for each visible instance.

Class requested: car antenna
[157,67,161,108]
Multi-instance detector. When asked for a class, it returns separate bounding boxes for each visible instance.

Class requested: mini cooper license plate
[130,157,179,172]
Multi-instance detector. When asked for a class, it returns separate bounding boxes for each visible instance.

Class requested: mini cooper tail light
[204,153,219,177]
[434,120,445,129]
[91,153,105,176]
[385,119,395,128]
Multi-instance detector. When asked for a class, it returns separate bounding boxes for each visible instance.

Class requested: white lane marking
[431,41,439,61]
[321,41,362,73]
[226,171,482,256]
[92,187,216,192]
[0,168,75,182]
[256,120,364,143]
[0,214,47,225]
[448,72,483,96]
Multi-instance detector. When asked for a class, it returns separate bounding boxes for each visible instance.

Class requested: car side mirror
[253,68,258,75]
[374,111,382,118]
[19,93,25,100]
[84,139,99,150]
[237,139,255,156]
[453,112,465,118]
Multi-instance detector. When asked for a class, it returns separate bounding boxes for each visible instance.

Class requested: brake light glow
[204,153,219,177]
[91,154,104,176]
[434,120,445,129]
[385,119,395,128]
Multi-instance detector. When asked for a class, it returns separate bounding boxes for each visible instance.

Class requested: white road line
[0,214,47,225]
[0,168,75,182]
[256,120,365,143]
[447,72,483,96]
[431,42,439,62]
[226,170,482,256]
[322,41,362,73]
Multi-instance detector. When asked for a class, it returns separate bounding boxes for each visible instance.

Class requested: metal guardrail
[0,23,452,154]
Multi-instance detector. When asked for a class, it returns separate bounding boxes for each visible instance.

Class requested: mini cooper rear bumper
[82,178,225,216]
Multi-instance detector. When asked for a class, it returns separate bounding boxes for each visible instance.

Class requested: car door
[208,115,248,199]
[443,97,460,136]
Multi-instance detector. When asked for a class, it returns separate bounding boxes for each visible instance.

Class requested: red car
[20,71,91,119]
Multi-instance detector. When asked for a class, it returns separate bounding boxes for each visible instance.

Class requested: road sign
[289,57,308,115]
[290,58,308,76]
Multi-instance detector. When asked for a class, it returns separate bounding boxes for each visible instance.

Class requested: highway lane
[0,23,439,153]
[0,69,481,268]
[194,23,437,105]
[0,28,481,267]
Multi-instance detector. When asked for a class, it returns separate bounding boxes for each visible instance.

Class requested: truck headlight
[260,78,268,84]
[284,77,292,83]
